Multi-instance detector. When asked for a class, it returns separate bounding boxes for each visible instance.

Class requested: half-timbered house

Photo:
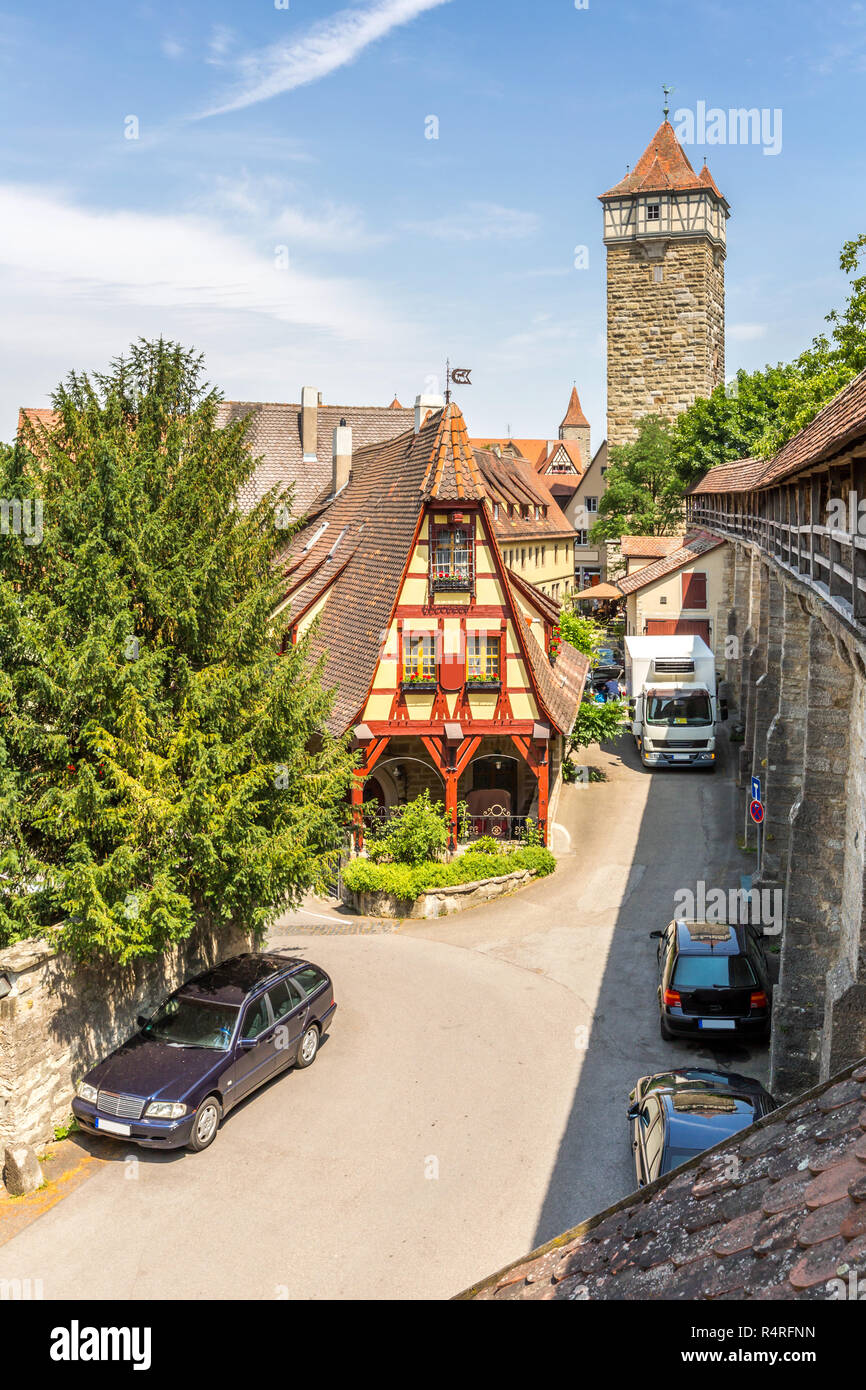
[281,401,589,849]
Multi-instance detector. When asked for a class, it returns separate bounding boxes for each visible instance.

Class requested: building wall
[499,535,575,599]
[624,545,731,666]
[606,238,725,448]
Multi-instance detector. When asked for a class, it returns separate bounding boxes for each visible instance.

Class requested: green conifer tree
[0,339,353,961]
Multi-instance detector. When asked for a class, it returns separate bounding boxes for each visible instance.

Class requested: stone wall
[725,536,866,1097]
[606,238,725,447]
[0,921,253,1171]
[342,867,536,920]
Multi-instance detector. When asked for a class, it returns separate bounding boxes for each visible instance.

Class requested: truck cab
[624,636,726,770]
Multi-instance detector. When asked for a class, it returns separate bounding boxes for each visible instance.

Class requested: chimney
[301,386,318,461]
[414,392,445,434]
[332,421,352,494]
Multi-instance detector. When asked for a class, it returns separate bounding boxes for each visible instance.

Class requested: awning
[573,581,623,600]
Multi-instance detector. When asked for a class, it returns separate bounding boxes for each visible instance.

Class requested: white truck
[624,635,726,771]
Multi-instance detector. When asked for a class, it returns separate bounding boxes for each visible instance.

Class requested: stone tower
[600,118,728,448]
[559,386,591,466]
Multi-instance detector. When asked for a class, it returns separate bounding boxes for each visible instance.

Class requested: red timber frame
[351,498,559,847]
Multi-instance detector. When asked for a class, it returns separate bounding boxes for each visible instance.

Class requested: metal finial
[662,84,673,120]
[445,358,451,405]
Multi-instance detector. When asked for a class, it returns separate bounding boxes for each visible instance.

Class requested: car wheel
[187,1095,222,1152]
[296,1023,320,1069]
[660,1014,674,1041]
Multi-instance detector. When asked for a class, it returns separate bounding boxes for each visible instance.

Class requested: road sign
[750,799,765,825]
[751,775,761,803]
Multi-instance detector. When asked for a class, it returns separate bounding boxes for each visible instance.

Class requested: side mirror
[136,1014,148,1029]
[628,698,636,715]
[649,930,663,939]
[720,700,729,722]
[626,1103,641,1121]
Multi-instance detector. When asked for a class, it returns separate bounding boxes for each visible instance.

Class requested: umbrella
[575,581,622,597]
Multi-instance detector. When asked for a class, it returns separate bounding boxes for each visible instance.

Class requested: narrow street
[0,734,765,1300]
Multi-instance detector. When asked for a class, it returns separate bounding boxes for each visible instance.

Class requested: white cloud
[161,37,184,61]
[404,202,539,243]
[197,173,385,250]
[728,323,768,342]
[199,0,453,117]
[0,182,405,436]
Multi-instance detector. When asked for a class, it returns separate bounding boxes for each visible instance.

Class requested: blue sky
[1,0,865,446]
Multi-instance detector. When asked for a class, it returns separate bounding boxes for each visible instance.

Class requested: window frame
[466,632,501,685]
[430,519,475,593]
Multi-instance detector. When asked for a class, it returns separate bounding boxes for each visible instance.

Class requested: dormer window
[647,202,660,222]
[492,500,500,520]
[431,522,474,592]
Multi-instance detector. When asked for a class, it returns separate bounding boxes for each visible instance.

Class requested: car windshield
[594,648,617,662]
[646,692,713,726]
[672,956,757,990]
[143,996,240,1050]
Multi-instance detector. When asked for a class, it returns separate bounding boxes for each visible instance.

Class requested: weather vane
[662,84,674,120]
[445,359,472,403]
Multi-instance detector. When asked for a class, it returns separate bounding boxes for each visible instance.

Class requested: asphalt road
[0,732,767,1300]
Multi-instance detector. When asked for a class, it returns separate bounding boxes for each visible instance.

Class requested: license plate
[95,1117,131,1136]
[699,1019,735,1030]
[671,754,690,762]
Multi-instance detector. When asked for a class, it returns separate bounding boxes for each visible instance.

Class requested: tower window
[647,202,660,221]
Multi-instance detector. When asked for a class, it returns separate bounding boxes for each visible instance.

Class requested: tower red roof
[600,120,725,202]
[560,386,590,430]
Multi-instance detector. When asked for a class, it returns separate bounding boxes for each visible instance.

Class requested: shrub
[342,842,555,900]
[364,790,450,866]
[468,835,505,856]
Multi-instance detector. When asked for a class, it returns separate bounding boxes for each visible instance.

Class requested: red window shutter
[681,571,707,609]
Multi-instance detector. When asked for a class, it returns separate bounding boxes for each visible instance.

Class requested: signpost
[750,788,764,872]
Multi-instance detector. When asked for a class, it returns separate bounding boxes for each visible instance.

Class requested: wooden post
[444,768,459,851]
[351,774,365,851]
[536,747,549,846]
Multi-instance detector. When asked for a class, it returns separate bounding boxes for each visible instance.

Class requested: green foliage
[520,816,543,847]
[590,416,684,541]
[364,789,450,867]
[570,697,629,755]
[671,235,866,479]
[470,834,503,855]
[558,609,605,660]
[342,842,555,899]
[0,338,354,961]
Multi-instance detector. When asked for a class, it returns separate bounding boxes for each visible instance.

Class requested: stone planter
[341,867,536,920]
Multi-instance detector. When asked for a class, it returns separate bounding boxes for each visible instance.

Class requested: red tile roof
[560,386,590,430]
[620,534,686,558]
[217,400,415,515]
[285,407,587,736]
[474,449,576,541]
[469,437,549,462]
[616,531,725,595]
[535,439,584,475]
[459,1057,866,1301]
[686,457,766,496]
[600,120,726,203]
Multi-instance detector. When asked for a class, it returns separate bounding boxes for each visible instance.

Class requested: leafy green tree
[558,609,605,660]
[570,698,628,757]
[671,235,866,479]
[0,339,354,962]
[590,416,683,540]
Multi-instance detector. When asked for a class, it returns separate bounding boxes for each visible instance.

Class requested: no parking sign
[750,799,764,825]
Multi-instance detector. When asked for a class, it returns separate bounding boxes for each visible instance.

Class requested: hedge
[342,845,555,901]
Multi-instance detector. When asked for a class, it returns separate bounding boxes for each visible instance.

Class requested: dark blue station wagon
[72,954,336,1152]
